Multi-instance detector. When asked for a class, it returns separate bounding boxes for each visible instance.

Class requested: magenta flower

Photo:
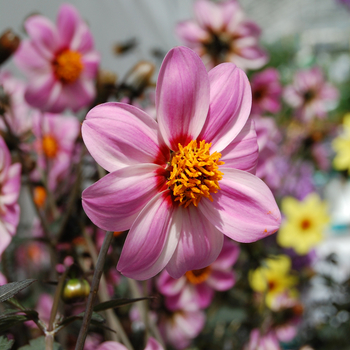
[159,309,205,350]
[244,329,281,350]
[251,68,282,115]
[0,136,21,258]
[157,238,239,310]
[82,46,281,280]
[283,67,338,122]
[95,338,163,350]
[15,3,100,113]
[31,113,80,191]
[176,0,268,70]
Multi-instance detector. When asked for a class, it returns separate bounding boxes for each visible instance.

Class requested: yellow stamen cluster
[53,50,83,84]
[185,266,211,284]
[42,135,58,159]
[167,140,224,208]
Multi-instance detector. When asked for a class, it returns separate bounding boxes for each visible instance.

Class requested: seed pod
[61,278,90,304]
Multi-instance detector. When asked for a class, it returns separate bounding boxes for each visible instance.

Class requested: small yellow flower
[249,255,298,309]
[277,193,330,255]
[333,113,350,173]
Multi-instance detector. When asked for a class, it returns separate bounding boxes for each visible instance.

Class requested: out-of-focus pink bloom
[0,71,36,137]
[244,329,281,350]
[0,272,7,285]
[83,333,103,350]
[283,67,338,122]
[254,116,281,185]
[176,0,268,70]
[15,4,100,113]
[251,68,282,115]
[337,0,350,10]
[0,136,21,258]
[157,238,239,310]
[159,309,205,350]
[311,142,330,171]
[31,113,80,190]
[26,293,53,328]
[82,46,281,280]
[95,338,163,350]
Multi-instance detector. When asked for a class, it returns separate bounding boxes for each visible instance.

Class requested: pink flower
[0,272,7,285]
[82,46,281,280]
[159,309,205,350]
[31,113,80,190]
[0,71,36,137]
[283,67,338,122]
[176,0,268,70]
[244,329,281,350]
[157,238,239,310]
[15,4,100,113]
[251,68,282,115]
[0,136,21,258]
[95,338,163,350]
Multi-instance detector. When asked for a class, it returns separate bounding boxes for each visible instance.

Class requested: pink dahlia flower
[31,113,80,191]
[283,67,338,122]
[157,238,239,310]
[0,136,21,258]
[176,0,268,70]
[95,338,163,350]
[0,71,36,137]
[244,329,281,350]
[82,46,281,280]
[251,68,282,115]
[15,4,100,113]
[159,309,205,350]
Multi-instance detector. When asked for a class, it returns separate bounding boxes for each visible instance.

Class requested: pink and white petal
[222,0,244,31]
[71,23,95,53]
[63,78,95,112]
[220,119,258,174]
[156,46,210,151]
[198,63,252,152]
[96,342,128,350]
[194,0,224,32]
[82,102,169,172]
[194,282,215,308]
[1,203,20,237]
[1,163,21,205]
[157,271,187,296]
[81,51,100,79]
[56,3,80,49]
[212,238,240,269]
[14,41,50,75]
[166,206,223,279]
[198,168,281,243]
[82,164,168,232]
[117,191,180,280]
[165,285,197,311]
[24,15,58,60]
[24,74,57,111]
[175,21,209,44]
[0,222,12,258]
[144,337,164,350]
[207,270,236,291]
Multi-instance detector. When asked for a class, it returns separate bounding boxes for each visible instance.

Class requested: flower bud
[61,278,90,304]
[0,29,20,65]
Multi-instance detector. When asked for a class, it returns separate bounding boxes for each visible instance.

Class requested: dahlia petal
[82,164,168,232]
[207,270,236,291]
[156,46,209,151]
[1,204,20,237]
[175,21,209,44]
[220,119,258,174]
[63,79,95,112]
[24,74,57,110]
[0,222,12,257]
[14,41,50,75]
[195,283,215,308]
[166,206,223,279]
[194,0,224,32]
[212,239,240,269]
[198,168,281,243]
[25,15,58,60]
[1,163,21,205]
[81,51,100,79]
[144,337,163,350]
[198,63,252,152]
[71,23,95,53]
[157,271,186,296]
[117,191,180,280]
[82,102,169,172]
[57,4,80,48]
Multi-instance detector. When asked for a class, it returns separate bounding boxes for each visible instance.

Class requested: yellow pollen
[42,135,58,159]
[167,140,224,208]
[53,50,83,84]
[185,266,212,284]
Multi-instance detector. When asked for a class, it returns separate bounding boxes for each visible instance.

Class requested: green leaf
[0,309,38,332]
[0,280,37,303]
[0,336,14,350]
[93,297,151,312]
[18,336,62,350]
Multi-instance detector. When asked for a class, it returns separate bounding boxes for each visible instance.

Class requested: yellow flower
[333,113,350,173]
[249,255,298,309]
[277,193,329,255]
